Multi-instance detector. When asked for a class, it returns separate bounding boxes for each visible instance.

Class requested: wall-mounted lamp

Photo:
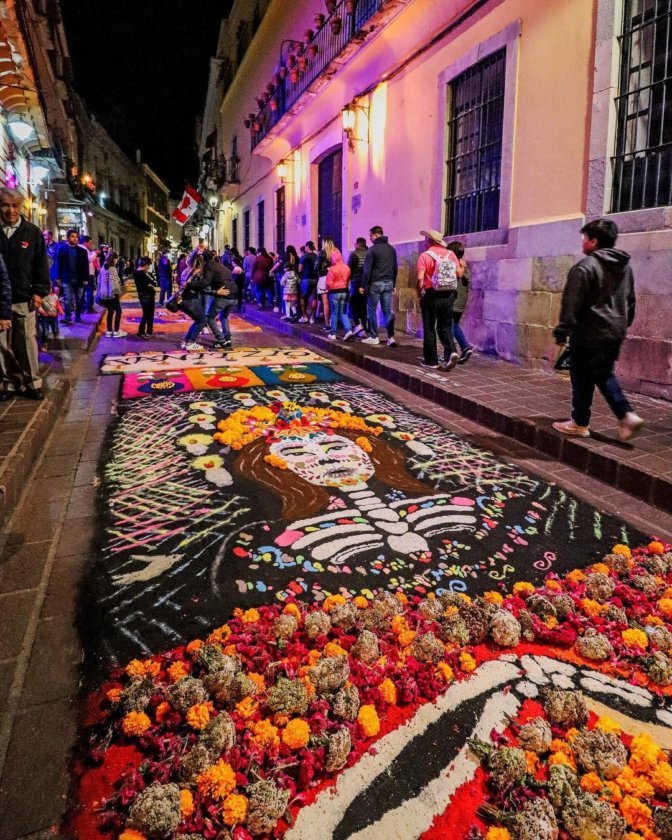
[277,159,293,183]
[7,118,35,144]
[209,195,219,208]
[342,101,369,151]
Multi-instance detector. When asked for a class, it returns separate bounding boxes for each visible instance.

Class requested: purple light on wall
[5,168,17,189]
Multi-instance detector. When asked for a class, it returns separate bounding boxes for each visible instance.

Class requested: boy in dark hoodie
[553,218,642,442]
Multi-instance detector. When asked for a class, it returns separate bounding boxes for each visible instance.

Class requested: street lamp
[7,118,35,143]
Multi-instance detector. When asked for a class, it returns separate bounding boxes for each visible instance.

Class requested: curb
[243,308,672,517]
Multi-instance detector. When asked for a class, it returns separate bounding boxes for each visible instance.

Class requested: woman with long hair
[97,251,126,338]
[179,253,209,350]
[316,237,336,330]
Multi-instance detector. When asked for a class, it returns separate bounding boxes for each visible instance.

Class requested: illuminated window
[275,187,286,256]
[612,0,672,212]
[257,200,265,250]
[445,49,505,235]
[243,209,250,250]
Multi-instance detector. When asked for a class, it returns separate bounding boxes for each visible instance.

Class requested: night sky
[60,0,232,193]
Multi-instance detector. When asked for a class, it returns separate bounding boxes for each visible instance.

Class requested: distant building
[199,0,672,399]
[142,161,171,255]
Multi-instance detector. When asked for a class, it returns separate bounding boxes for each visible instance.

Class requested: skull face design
[269,432,374,488]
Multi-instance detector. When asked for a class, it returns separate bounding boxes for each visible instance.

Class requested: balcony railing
[202,156,241,189]
[100,196,151,233]
[250,0,385,149]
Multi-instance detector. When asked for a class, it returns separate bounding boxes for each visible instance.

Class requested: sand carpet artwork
[97,306,261,336]
[100,346,336,374]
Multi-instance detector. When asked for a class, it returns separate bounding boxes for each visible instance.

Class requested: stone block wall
[388,218,672,400]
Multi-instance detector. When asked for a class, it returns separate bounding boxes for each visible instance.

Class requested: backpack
[425,249,458,291]
[40,293,59,316]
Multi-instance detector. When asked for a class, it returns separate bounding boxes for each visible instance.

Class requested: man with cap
[416,229,463,370]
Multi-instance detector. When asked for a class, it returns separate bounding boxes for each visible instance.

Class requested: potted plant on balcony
[253,120,262,132]
[270,97,278,112]
[345,0,357,13]
[325,0,337,13]
[298,55,308,72]
[244,118,251,129]
[314,13,325,28]
[303,28,314,44]
[256,96,265,110]
[307,42,319,59]
[278,66,288,80]
[289,67,300,84]
[267,82,276,95]
[286,52,297,68]
[330,14,342,34]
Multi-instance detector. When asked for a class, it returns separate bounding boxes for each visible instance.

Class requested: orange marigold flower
[551,738,571,754]
[613,544,632,559]
[358,704,380,738]
[566,569,587,585]
[545,615,558,629]
[444,606,459,618]
[125,659,147,677]
[648,541,666,555]
[581,772,604,794]
[301,676,316,700]
[595,716,622,735]
[186,702,214,730]
[355,436,373,453]
[168,661,189,682]
[549,752,576,771]
[459,652,477,673]
[354,596,369,609]
[625,834,645,840]
[622,628,649,649]
[629,733,665,774]
[483,591,504,604]
[121,710,151,737]
[273,713,289,727]
[566,728,579,742]
[513,581,535,597]
[307,649,321,666]
[235,697,258,718]
[379,678,398,705]
[395,592,409,604]
[143,659,160,677]
[649,760,672,795]
[620,795,654,832]
[155,701,171,724]
[399,630,416,647]
[324,641,348,657]
[264,453,288,469]
[545,579,563,592]
[436,662,454,683]
[248,672,266,691]
[391,615,408,635]
[282,603,301,620]
[486,829,511,840]
[241,608,260,624]
[251,719,279,748]
[525,751,539,774]
[223,793,249,826]
[282,718,311,749]
[186,639,204,655]
[617,767,655,800]
[119,831,147,840]
[581,598,608,618]
[207,624,231,645]
[180,788,195,819]
[106,687,122,703]
[197,759,236,802]
[591,563,611,575]
[323,594,346,612]
[659,598,672,619]
[644,615,664,626]
[457,593,472,604]
[602,781,623,804]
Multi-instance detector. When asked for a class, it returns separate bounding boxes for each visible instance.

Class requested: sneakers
[298,317,308,324]
[342,330,354,342]
[441,352,460,371]
[308,318,315,325]
[280,314,289,320]
[353,324,365,336]
[387,337,397,347]
[458,347,474,364]
[327,333,336,340]
[420,360,439,369]
[112,330,128,338]
[552,419,591,437]
[618,412,644,442]
[272,306,280,313]
[185,342,205,351]
[105,330,114,337]
[361,336,380,345]
[138,333,151,340]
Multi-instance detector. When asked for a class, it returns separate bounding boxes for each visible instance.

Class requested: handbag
[554,346,571,373]
[165,292,183,313]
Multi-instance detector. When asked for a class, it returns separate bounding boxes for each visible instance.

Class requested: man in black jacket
[203,250,236,349]
[56,228,90,323]
[347,236,368,336]
[0,188,51,400]
[362,225,398,346]
[553,218,643,442]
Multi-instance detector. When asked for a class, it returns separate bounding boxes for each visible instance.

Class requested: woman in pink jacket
[326,248,353,341]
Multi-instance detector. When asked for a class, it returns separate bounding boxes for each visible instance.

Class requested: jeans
[138,296,155,336]
[62,282,83,321]
[207,297,235,342]
[104,297,122,333]
[255,281,271,308]
[84,280,95,312]
[420,289,456,365]
[158,278,172,305]
[181,298,207,344]
[366,280,394,339]
[569,342,633,427]
[329,291,352,334]
[38,315,60,343]
[452,310,468,352]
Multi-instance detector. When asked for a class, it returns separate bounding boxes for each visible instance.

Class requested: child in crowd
[37,284,64,351]
[280,259,299,321]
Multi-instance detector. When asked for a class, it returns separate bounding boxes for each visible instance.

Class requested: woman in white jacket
[97,251,127,338]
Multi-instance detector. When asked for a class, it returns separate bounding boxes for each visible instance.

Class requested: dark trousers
[104,297,122,332]
[235,276,244,312]
[138,296,155,336]
[158,278,172,305]
[421,290,456,365]
[37,314,60,344]
[207,298,235,342]
[348,282,367,326]
[569,342,633,427]
[181,298,207,344]
[255,281,271,308]
[84,280,95,312]
[62,282,83,321]
[452,310,468,352]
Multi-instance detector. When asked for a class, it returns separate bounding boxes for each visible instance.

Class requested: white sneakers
[327,333,336,340]
[361,336,380,345]
[343,330,354,342]
[441,352,460,371]
[111,330,127,338]
[387,337,397,347]
[181,341,205,351]
[618,412,644,442]
[552,420,591,437]
[298,317,308,323]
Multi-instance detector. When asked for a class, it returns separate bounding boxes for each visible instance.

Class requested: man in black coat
[362,225,398,346]
[157,250,173,305]
[56,228,90,323]
[0,187,51,399]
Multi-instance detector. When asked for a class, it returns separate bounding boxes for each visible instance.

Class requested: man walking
[362,225,397,346]
[0,187,51,400]
[347,236,368,336]
[552,218,643,442]
[79,234,98,312]
[416,229,462,370]
[56,228,89,324]
[157,249,173,306]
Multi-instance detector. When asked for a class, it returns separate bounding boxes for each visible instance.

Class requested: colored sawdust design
[121,364,342,400]
[84,380,644,671]
[100,347,335,374]
[71,542,672,840]
[98,307,261,336]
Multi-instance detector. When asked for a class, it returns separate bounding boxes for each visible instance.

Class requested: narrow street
[1,298,672,838]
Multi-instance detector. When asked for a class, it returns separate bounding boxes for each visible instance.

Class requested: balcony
[249,0,389,151]
[201,156,241,191]
[100,196,151,233]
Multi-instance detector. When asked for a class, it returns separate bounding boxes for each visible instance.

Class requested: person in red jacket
[326,248,353,341]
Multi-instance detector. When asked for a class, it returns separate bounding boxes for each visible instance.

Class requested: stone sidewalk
[242,307,672,515]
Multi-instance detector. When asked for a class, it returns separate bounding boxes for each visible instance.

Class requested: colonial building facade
[200,0,672,399]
